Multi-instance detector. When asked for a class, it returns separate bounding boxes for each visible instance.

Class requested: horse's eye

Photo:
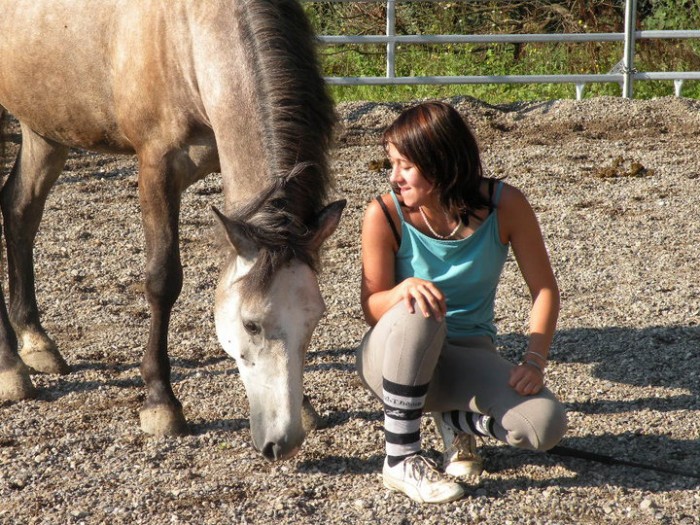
[243,320,261,335]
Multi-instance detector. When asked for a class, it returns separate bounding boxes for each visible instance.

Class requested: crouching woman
[356,101,567,504]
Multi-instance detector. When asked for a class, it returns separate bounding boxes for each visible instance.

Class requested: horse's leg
[0,125,69,375]
[137,149,187,436]
[0,110,35,400]
[0,289,36,401]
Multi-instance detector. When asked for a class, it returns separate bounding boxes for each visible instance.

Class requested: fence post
[622,0,638,98]
[386,0,396,79]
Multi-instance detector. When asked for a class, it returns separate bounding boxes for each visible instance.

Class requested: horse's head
[212,198,345,461]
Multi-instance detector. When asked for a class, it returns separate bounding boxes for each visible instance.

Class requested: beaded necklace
[418,206,461,239]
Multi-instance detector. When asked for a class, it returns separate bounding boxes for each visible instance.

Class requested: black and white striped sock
[383,378,429,467]
[442,410,496,439]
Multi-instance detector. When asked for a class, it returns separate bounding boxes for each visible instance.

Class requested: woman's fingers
[415,284,445,319]
[510,364,543,396]
[402,279,446,320]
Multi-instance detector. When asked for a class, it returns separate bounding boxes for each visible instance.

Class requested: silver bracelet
[523,359,544,374]
[524,351,546,363]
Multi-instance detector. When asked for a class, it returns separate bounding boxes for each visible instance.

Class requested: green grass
[319,41,700,104]
[305,1,700,104]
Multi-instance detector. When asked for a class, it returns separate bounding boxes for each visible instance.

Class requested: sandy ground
[1,96,699,524]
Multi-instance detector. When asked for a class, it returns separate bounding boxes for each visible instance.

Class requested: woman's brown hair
[382,101,491,222]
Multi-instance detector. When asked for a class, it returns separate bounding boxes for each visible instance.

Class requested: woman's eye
[243,321,261,335]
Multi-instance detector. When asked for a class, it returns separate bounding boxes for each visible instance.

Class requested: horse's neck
[204,65,272,208]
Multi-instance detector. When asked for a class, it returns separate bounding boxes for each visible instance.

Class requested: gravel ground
[1,96,699,524]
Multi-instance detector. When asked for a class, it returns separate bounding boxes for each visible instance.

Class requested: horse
[0,0,345,462]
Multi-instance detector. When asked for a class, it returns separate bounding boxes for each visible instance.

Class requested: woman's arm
[499,185,560,395]
[360,197,446,325]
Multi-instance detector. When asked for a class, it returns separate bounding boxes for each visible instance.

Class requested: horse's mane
[231,0,336,296]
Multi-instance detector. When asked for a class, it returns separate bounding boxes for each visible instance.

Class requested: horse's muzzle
[260,441,301,462]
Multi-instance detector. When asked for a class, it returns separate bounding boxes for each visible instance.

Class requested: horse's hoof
[20,348,70,375]
[302,395,325,432]
[0,364,37,401]
[140,405,188,436]
[19,334,70,375]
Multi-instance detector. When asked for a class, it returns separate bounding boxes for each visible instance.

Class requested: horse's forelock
[227,167,323,301]
[239,243,317,303]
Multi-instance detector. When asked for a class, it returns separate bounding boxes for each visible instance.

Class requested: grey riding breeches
[356,302,568,451]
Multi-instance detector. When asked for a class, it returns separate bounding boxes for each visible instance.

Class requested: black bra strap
[375,196,401,246]
[488,178,495,214]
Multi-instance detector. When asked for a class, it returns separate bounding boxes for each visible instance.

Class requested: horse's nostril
[261,442,282,462]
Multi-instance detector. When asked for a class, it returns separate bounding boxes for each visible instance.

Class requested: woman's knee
[362,302,447,386]
[502,397,567,451]
[536,399,568,450]
[375,304,447,365]
[389,302,446,344]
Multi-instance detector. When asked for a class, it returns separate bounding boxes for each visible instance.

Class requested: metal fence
[309,0,700,99]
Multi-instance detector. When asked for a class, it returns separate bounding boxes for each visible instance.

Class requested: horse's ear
[309,199,346,251]
[211,206,258,260]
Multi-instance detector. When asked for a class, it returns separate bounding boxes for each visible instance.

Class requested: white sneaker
[432,412,483,479]
[382,455,464,504]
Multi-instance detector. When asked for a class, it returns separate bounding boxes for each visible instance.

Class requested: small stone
[640,499,655,512]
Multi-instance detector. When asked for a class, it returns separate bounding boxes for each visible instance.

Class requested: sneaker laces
[451,433,479,461]
[404,455,443,484]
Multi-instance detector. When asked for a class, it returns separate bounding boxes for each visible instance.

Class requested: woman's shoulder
[365,192,392,214]
[492,181,539,237]
[366,192,405,217]
[363,193,403,248]
[487,180,528,209]
[480,181,535,243]
[473,179,526,214]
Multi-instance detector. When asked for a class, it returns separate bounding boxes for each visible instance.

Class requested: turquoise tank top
[390,183,509,341]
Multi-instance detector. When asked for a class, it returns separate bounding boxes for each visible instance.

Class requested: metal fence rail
[308,0,700,99]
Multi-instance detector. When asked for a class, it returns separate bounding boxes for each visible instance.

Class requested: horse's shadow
[189,417,250,435]
[34,354,233,402]
[30,322,698,492]
[305,345,356,373]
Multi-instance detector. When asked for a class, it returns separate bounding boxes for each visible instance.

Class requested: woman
[356,101,567,504]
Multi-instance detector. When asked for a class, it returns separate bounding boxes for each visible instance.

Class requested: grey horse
[0,0,344,461]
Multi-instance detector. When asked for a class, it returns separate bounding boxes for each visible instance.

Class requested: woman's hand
[509,362,544,396]
[398,277,446,321]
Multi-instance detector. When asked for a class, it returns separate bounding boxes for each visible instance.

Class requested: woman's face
[386,142,434,208]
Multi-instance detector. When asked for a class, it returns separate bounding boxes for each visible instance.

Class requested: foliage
[643,0,700,30]
[303,0,700,103]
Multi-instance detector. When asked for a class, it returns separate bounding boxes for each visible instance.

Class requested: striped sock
[442,410,496,439]
[383,378,429,467]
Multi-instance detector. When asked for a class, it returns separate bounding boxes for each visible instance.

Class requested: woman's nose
[389,166,400,183]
